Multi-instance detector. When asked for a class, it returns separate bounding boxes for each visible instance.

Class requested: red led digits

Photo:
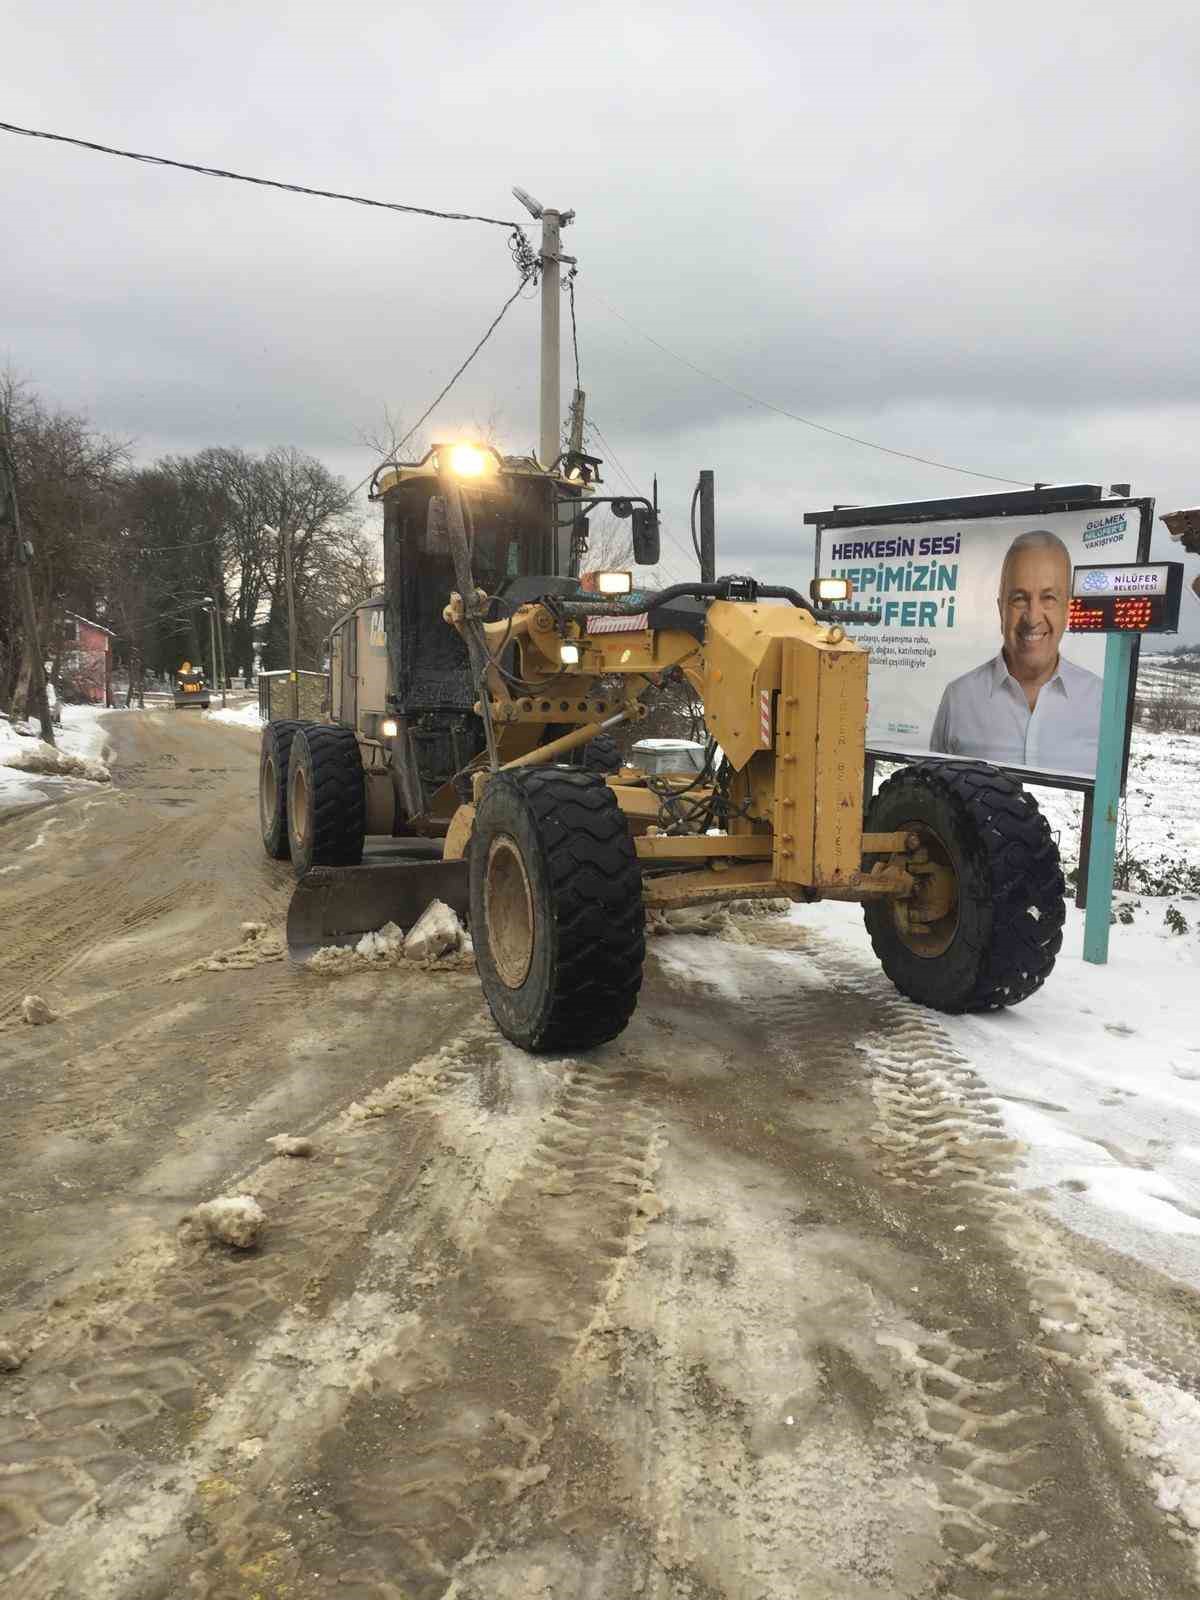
[1114,597,1153,630]
[1068,599,1104,631]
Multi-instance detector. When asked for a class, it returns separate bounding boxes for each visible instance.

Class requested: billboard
[808,491,1153,786]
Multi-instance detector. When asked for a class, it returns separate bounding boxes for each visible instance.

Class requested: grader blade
[286,861,470,963]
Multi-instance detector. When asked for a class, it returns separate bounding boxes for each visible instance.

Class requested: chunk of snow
[0,1339,25,1372]
[266,1134,313,1158]
[355,921,405,959]
[403,899,464,962]
[20,994,56,1026]
[187,1194,265,1249]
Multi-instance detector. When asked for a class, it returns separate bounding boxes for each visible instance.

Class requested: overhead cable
[588,287,1033,487]
[352,275,533,496]
[0,120,523,230]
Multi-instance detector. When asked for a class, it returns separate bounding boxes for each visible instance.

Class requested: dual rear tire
[259,721,366,875]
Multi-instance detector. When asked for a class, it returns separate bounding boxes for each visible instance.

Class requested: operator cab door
[333,617,357,727]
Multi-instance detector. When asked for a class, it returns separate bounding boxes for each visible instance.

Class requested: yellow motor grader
[261,443,1065,1052]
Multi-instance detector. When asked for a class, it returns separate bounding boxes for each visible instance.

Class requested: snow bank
[0,704,115,811]
[1,739,110,783]
[206,702,263,728]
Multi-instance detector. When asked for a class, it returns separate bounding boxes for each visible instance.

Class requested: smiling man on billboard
[929,529,1103,775]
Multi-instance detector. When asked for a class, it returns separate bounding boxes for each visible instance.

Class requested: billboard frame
[805,485,1154,796]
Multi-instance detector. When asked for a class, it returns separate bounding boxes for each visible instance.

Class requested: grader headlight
[596,570,633,595]
[442,443,497,479]
[559,641,582,666]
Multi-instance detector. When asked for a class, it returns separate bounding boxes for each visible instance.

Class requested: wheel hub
[261,757,278,819]
[484,834,535,989]
[290,764,310,848]
[893,821,959,957]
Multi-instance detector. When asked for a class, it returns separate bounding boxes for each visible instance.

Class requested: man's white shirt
[928,651,1103,776]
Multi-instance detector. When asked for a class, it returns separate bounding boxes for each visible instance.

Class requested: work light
[810,576,853,603]
[445,444,493,478]
[596,571,633,595]
[559,642,581,666]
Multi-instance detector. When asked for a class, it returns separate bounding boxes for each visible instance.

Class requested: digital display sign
[1068,562,1183,635]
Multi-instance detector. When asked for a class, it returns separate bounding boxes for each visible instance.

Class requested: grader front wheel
[470,768,645,1052]
[864,760,1065,1012]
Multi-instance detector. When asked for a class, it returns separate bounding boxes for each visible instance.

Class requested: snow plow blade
[286,860,470,963]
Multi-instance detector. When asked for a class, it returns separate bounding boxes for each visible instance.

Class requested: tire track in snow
[180,1051,668,1600]
[658,919,1197,1598]
[0,1025,488,1594]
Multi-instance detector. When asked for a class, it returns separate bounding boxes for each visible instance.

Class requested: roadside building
[59,612,114,706]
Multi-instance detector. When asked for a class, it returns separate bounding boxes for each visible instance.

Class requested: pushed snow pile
[2,739,110,783]
[185,1194,265,1249]
[309,901,473,973]
[20,994,56,1026]
[266,1134,313,1158]
[169,925,283,981]
[648,897,791,939]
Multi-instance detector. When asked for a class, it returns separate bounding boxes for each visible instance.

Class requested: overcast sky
[4,0,1199,641]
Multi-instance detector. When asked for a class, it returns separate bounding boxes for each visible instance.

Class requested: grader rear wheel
[470,767,645,1052]
[286,724,367,878]
[259,719,306,860]
[864,760,1065,1012]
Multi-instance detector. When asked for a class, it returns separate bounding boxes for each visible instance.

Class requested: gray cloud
[3,0,1198,641]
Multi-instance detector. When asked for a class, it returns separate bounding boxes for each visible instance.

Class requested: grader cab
[260,443,1065,1053]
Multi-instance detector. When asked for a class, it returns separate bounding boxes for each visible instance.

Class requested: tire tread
[864,759,1065,1013]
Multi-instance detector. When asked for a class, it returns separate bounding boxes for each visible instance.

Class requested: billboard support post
[1082,631,1137,965]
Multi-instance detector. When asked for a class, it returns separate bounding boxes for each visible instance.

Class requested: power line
[0,120,523,230]
[565,270,581,392]
[588,286,1034,488]
[585,419,694,583]
[352,274,534,497]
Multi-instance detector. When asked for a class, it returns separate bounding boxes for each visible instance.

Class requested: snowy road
[1,710,1199,1598]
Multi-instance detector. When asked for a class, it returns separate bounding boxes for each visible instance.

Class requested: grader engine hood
[702,601,868,889]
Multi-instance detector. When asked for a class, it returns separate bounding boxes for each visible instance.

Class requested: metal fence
[257,670,329,723]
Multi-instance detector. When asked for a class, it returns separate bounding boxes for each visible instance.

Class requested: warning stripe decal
[586,613,650,634]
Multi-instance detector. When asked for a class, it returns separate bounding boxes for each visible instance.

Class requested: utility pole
[512,187,575,469]
[213,592,228,707]
[283,522,299,719]
[0,420,56,746]
[203,598,219,703]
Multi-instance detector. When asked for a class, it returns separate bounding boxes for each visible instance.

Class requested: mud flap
[286,860,471,963]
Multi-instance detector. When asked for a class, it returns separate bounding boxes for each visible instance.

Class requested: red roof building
[60,613,114,706]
